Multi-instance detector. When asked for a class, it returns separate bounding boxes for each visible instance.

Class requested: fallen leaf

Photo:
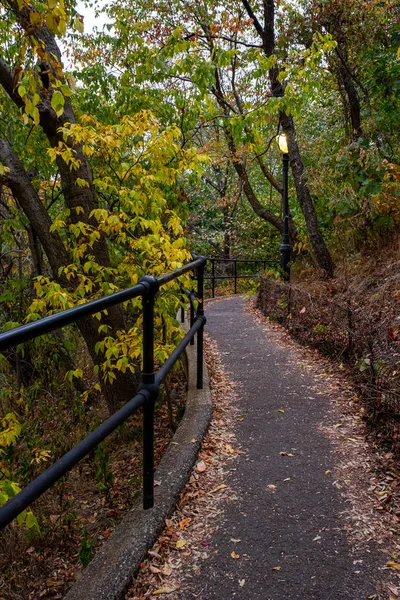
[313,535,321,542]
[150,566,162,574]
[278,409,285,413]
[45,579,64,587]
[325,470,331,475]
[210,484,227,494]
[267,484,277,492]
[231,551,240,559]
[179,518,191,529]
[230,538,241,543]
[191,438,197,443]
[387,561,400,571]
[272,566,281,571]
[196,460,206,473]
[176,539,187,549]
[280,451,294,457]
[239,579,245,587]
[153,588,177,595]
[283,477,291,482]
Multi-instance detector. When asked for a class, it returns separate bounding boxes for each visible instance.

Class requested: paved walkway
[181,296,382,600]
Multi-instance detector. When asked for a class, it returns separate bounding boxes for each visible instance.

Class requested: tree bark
[0,4,144,413]
[212,70,298,244]
[241,0,334,276]
[324,14,362,140]
[0,141,139,415]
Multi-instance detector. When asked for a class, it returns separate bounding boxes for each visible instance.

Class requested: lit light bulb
[276,133,288,154]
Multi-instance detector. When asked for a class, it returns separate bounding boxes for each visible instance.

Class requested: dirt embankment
[257,248,400,453]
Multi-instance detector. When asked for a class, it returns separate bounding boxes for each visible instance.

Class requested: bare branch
[241,0,264,38]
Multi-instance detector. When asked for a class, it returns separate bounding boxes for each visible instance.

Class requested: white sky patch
[76,0,110,33]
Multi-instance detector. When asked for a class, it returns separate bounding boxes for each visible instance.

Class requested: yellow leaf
[231,551,240,559]
[387,561,400,571]
[176,539,186,549]
[153,588,177,595]
[239,579,245,587]
[76,178,89,188]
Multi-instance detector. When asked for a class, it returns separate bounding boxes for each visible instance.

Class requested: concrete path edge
[65,327,213,600]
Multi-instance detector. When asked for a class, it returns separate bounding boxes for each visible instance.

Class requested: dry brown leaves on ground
[126,334,239,599]
[0,371,186,600]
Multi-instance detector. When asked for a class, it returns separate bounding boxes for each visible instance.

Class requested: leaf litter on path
[126,334,239,599]
[248,298,400,599]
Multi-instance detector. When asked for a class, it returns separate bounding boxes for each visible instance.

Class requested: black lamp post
[276,133,291,281]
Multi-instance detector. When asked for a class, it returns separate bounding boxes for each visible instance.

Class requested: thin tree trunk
[0,139,139,414]
[241,0,334,276]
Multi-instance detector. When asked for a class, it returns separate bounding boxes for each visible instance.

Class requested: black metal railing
[205,257,278,298]
[0,256,206,530]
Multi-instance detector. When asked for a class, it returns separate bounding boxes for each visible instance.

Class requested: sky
[76,0,110,33]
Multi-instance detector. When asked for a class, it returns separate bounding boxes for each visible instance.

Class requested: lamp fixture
[276,132,288,154]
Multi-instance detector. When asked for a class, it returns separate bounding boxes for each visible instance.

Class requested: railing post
[180,305,185,323]
[211,258,215,298]
[189,290,195,345]
[196,261,205,389]
[139,276,159,510]
[234,259,237,295]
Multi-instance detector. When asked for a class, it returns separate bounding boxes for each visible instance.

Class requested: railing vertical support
[180,305,185,323]
[234,259,237,295]
[139,276,159,510]
[196,261,205,389]
[211,258,215,298]
[189,291,195,345]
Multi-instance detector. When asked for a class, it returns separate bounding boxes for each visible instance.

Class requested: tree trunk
[0,6,143,413]
[212,72,289,236]
[0,139,139,414]
[241,0,334,276]
[325,15,362,140]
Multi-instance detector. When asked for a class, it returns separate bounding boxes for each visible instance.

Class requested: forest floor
[127,295,400,600]
[0,369,187,600]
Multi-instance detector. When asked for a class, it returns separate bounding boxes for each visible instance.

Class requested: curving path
[180,296,383,600]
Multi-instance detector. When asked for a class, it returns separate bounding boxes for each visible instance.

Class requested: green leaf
[26,511,39,530]
[51,90,65,117]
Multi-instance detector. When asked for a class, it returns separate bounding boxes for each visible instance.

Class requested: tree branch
[241,0,264,37]
[0,58,23,107]
[0,138,70,277]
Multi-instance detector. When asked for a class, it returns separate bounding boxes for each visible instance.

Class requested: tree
[239,0,334,275]
[0,0,196,414]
